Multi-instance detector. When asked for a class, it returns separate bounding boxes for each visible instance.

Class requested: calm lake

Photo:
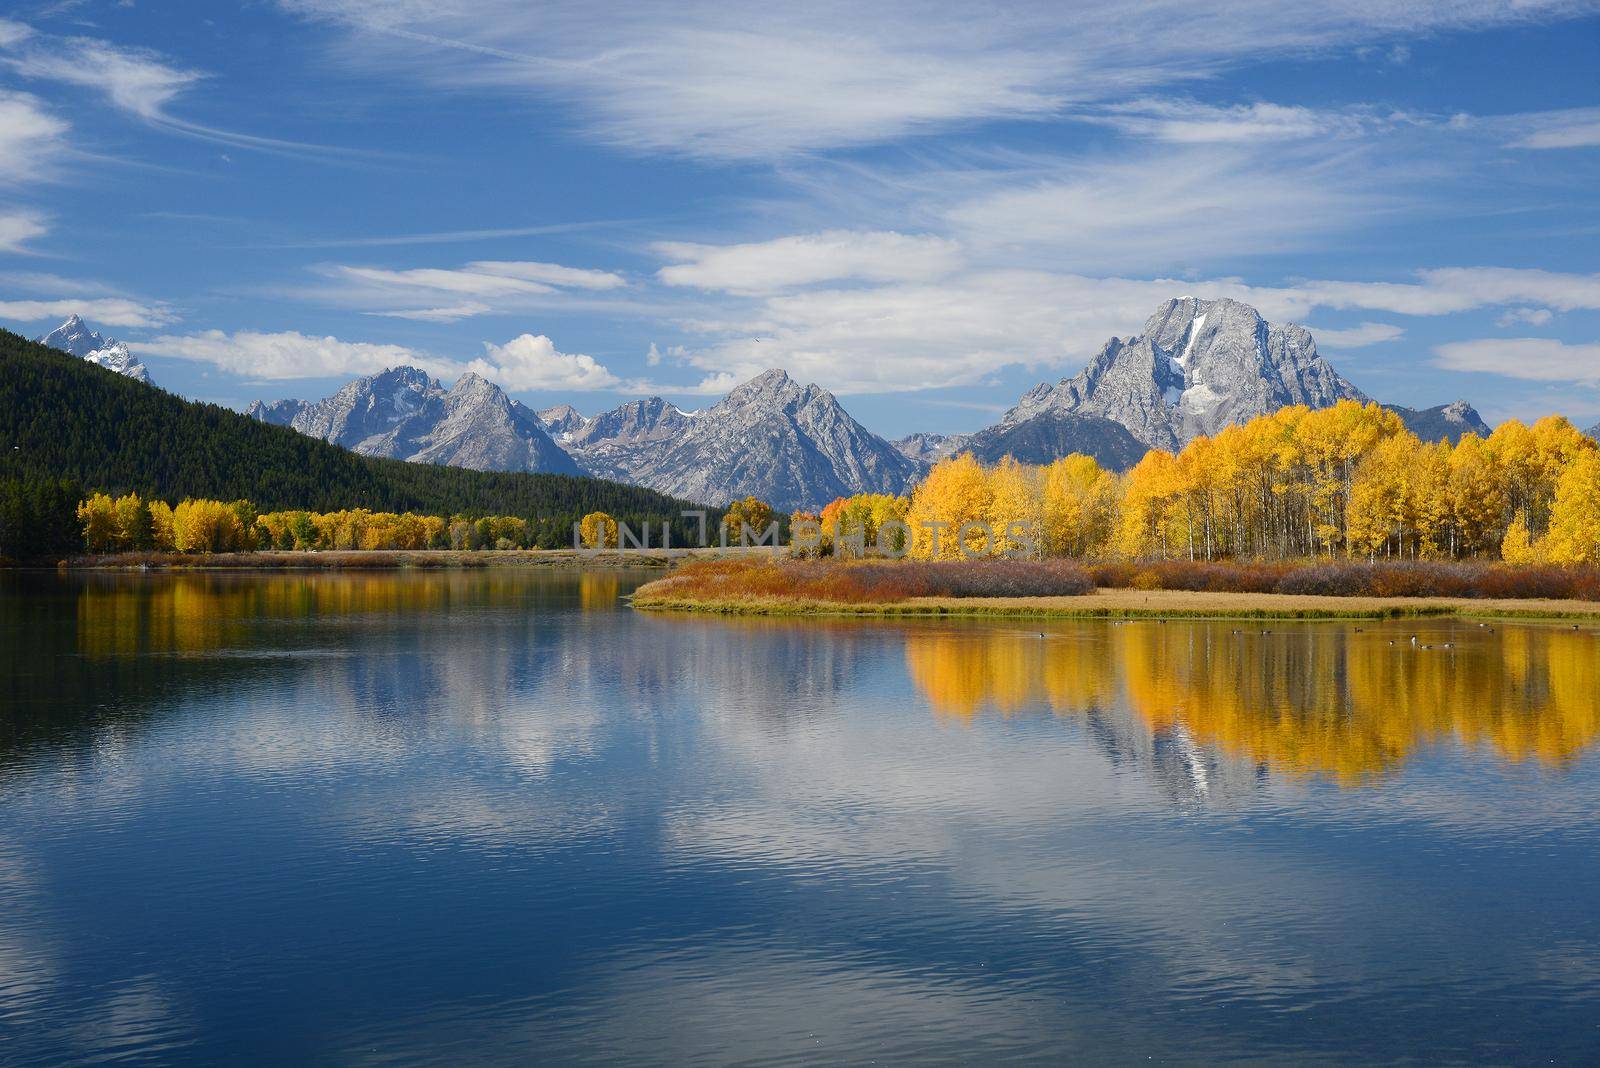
[2,569,1598,1064]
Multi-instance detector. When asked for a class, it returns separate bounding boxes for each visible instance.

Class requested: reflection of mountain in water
[903,624,1600,786]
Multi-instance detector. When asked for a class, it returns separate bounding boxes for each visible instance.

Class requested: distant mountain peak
[36,314,153,386]
[249,366,577,475]
[1383,399,1491,443]
[550,367,920,510]
[1003,296,1366,452]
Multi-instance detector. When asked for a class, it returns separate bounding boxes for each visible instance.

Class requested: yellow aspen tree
[986,457,1043,557]
[1116,450,1180,559]
[579,511,618,549]
[1545,450,1600,564]
[904,453,994,559]
[76,493,117,553]
[1501,515,1541,564]
[1447,434,1508,557]
[148,500,176,551]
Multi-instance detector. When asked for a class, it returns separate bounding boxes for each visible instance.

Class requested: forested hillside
[0,329,711,557]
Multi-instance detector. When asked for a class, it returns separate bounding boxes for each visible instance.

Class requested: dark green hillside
[0,328,713,552]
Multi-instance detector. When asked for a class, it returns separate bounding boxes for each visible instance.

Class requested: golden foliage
[578,510,618,549]
[905,623,1600,782]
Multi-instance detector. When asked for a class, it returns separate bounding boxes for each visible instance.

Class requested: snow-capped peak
[36,315,154,385]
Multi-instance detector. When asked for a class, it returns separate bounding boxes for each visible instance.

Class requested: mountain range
[36,299,1513,512]
[248,368,581,476]
[889,297,1489,469]
[36,315,152,385]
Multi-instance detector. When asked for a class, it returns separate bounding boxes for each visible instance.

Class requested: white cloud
[336,265,558,298]
[1306,322,1405,348]
[279,0,1589,160]
[659,263,1600,395]
[464,260,626,290]
[0,90,67,184]
[466,333,621,391]
[0,209,48,252]
[942,146,1379,272]
[656,230,962,294]
[1506,107,1600,150]
[367,302,492,322]
[1432,338,1600,385]
[1293,268,1600,317]
[327,259,627,315]
[0,21,343,156]
[6,38,199,123]
[0,19,33,49]
[1497,307,1554,328]
[138,329,458,380]
[1088,99,1376,144]
[0,297,175,329]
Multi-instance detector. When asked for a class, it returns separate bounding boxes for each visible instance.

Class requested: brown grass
[632,557,1600,621]
[1089,559,1600,600]
[635,557,1094,605]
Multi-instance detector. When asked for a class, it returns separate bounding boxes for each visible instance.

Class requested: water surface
[2,570,1598,1064]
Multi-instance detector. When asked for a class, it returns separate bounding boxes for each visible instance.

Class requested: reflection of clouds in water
[333,944,1065,1065]
[66,975,192,1063]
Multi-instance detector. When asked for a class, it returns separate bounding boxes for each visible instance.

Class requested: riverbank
[632,581,1600,621]
[42,547,773,571]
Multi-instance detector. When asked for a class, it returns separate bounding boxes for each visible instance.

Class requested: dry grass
[633,557,1600,621]
[635,557,1094,605]
[635,586,1600,622]
[1089,559,1600,600]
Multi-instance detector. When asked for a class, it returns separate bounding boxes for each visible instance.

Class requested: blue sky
[0,1,1597,437]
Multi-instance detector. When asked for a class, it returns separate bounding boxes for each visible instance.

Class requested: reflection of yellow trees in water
[905,624,1600,783]
[579,573,621,612]
[74,573,577,658]
[903,632,1116,719]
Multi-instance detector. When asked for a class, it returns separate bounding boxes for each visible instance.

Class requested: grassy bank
[633,586,1600,621]
[630,558,1600,621]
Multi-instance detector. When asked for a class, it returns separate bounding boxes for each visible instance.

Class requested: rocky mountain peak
[36,315,153,385]
[549,368,921,511]
[537,404,587,439]
[1005,296,1366,451]
[249,365,577,476]
[1383,399,1492,443]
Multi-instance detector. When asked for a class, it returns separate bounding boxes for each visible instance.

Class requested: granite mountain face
[36,315,153,385]
[1000,297,1369,454]
[892,432,963,466]
[1383,400,1491,444]
[235,296,1510,507]
[552,370,923,512]
[921,297,1499,471]
[248,367,579,475]
[248,366,918,509]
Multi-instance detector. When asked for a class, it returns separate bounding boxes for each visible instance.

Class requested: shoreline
[629,586,1600,622]
[26,547,771,572]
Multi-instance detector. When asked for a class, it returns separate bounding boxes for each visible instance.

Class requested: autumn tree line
[0,327,711,558]
[74,494,614,555]
[796,403,1600,565]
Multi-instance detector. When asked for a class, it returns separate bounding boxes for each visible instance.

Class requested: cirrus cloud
[1432,338,1600,385]
[656,230,962,294]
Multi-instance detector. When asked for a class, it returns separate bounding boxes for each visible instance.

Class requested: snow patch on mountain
[36,315,153,385]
